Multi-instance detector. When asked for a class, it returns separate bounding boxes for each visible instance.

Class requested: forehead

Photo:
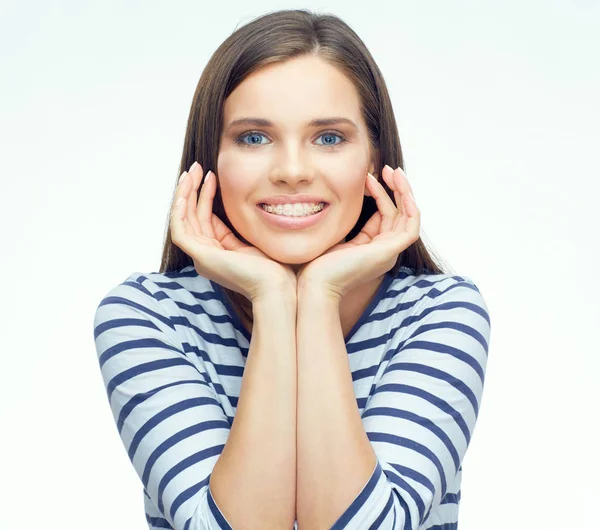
[222,56,363,126]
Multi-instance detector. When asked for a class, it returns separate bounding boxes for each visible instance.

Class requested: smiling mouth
[256,202,330,229]
[258,202,327,217]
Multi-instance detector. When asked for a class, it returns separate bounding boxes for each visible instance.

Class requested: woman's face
[217,55,375,274]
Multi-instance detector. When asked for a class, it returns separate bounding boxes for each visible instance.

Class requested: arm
[210,288,297,530]
[295,287,378,530]
[295,278,491,529]
[94,275,297,530]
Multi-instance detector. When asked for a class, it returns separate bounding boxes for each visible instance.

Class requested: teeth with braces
[261,203,325,217]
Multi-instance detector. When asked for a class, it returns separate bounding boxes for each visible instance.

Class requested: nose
[269,144,315,187]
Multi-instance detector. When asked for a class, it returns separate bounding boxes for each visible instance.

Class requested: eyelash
[234,130,348,149]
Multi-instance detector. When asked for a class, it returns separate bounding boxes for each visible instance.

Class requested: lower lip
[256,203,330,229]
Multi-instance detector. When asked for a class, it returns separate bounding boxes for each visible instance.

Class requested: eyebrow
[226,117,359,131]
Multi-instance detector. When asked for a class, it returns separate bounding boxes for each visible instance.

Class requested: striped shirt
[93,264,491,529]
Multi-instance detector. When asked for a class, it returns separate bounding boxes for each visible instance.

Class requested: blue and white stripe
[93,265,490,529]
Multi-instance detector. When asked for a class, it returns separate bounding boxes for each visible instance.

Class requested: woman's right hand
[170,161,297,303]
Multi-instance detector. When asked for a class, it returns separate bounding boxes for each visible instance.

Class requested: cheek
[218,145,271,173]
[217,149,241,179]
[334,148,369,179]
[216,150,260,199]
[337,160,370,210]
[336,159,369,193]
[315,149,368,185]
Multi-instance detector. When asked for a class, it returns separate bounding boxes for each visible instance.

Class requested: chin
[266,249,321,265]
[259,241,329,265]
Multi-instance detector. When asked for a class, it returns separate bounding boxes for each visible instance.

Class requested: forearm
[210,289,297,530]
[296,288,377,530]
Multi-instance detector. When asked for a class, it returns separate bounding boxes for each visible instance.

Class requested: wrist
[251,283,297,307]
[297,282,342,306]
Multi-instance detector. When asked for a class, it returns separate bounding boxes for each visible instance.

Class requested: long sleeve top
[93,264,491,529]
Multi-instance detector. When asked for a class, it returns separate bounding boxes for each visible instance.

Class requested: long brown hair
[159,8,451,327]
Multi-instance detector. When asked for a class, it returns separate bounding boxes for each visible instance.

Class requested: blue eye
[235,131,269,146]
[315,132,346,147]
[234,130,348,148]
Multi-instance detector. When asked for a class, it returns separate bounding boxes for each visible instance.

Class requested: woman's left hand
[296,165,421,300]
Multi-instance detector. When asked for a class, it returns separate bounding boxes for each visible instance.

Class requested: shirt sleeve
[331,277,491,529]
[93,274,235,530]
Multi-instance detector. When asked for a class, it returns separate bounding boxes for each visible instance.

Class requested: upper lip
[258,195,329,205]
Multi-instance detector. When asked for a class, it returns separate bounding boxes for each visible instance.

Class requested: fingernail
[205,170,212,181]
[384,164,393,172]
[189,161,199,172]
[178,171,188,184]
[368,172,377,182]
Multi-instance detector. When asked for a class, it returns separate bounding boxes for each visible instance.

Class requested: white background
[1,0,599,528]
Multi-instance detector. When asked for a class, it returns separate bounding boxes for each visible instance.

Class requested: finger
[186,163,203,236]
[170,172,187,221]
[209,213,236,250]
[397,166,415,201]
[381,165,404,217]
[350,211,382,245]
[402,183,421,238]
[196,169,218,240]
[380,164,397,191]
[211,213,251,252]
[394,166,418,220]
[395,167,416,220]
[200,177,248,251]
[170,171,192,245]
[391,168,421,235]
[366,171,397,233]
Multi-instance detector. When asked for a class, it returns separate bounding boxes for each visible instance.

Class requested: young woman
[94,9,491,530]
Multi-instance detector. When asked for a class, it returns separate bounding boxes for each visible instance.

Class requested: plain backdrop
[1,0,599,528]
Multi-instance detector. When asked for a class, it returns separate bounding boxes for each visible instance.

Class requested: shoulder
[93,265,221,335]
[386,268,492,397]
[394,266,488,305]
[388,266,491,331]
[95,265,215,310]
